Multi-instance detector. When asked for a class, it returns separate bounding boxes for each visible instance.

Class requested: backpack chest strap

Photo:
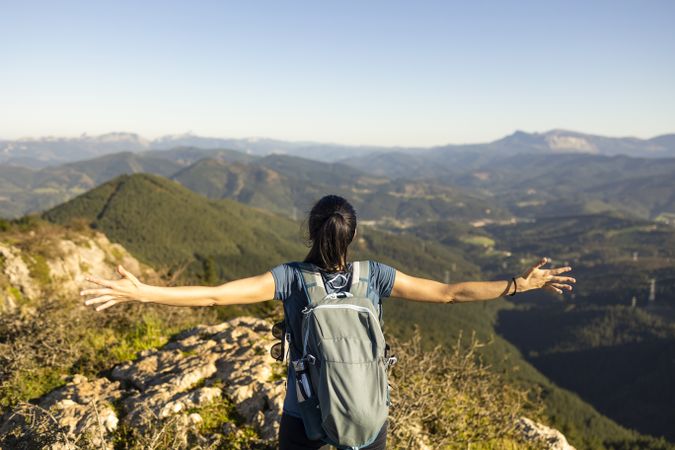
[299,261,371,304]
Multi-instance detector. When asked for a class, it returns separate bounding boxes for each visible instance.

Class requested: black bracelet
[509,277,517,296]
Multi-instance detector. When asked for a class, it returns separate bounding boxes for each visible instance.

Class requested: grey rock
[1,316,283,448]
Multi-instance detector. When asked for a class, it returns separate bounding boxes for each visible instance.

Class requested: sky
[1,0,674,146]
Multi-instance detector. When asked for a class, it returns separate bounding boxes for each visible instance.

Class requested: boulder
[517,416,577,450]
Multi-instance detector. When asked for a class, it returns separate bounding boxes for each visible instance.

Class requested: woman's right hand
[80,264,147,311]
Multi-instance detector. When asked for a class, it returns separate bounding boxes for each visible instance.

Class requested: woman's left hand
[517,257,576,294]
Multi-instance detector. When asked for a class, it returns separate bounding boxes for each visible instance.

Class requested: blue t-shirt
[269,260,397,418]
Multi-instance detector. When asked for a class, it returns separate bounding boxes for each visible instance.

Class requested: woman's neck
[305,260,350,273]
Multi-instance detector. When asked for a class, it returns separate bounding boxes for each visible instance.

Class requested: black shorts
[278,413,388,450]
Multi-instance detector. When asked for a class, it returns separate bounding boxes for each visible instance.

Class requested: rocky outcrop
[45,232,155,299]
[0,231,157,312]
[8,375,124,448]
[0,316,284,449]
[110,316,285,439]
[0,314,574,449]
[0,242,36,312]
[517,416,576,450]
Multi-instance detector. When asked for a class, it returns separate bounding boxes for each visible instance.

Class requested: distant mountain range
[0,147,505,224]
[0,133,400,168]
[343,130,675,178]
[2,129,674,169]
[3,142,675,224]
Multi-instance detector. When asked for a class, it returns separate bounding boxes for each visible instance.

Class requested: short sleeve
[270,263,295,301]
[369,260,396,298]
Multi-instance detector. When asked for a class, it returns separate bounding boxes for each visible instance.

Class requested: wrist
[514,276,528,293]
[137,283,154,303]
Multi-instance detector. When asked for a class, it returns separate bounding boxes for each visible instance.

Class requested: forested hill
[42,172,305,281]
[38,172,673,449]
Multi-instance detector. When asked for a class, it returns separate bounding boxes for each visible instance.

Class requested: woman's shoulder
[271,260,303,269]
[269,261,303,280]
[269,262,307,301]
[356,259,395,271]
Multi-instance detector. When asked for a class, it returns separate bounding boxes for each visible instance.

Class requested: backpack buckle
[323,292,353,300]
[306,354,316,365]
[387,356,397,367]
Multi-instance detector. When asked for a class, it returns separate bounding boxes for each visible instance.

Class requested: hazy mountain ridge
[0,148,258,218]
[0,133,151,168]
[344,134,675,179]
[4,143,675,224]
[440,153,675,221]
[0,148,507,225]
[3,129,674,170]
[486,129,675,156]
[343,151,675,221]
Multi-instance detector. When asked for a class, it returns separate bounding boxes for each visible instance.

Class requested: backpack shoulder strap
[349,260,370,298]
[352,260,386,327]
[298,263,327,305]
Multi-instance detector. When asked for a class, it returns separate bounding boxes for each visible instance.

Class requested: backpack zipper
[304,303,379,322]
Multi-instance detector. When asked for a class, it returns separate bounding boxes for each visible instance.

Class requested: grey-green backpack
[292,261,397,450]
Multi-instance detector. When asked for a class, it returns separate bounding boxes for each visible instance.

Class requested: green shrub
[23,253,51,287]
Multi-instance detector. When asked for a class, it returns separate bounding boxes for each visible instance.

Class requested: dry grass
[387,327,546,449]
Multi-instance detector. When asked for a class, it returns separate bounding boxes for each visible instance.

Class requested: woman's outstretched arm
[80,265,275,311]
[391,257,575,303]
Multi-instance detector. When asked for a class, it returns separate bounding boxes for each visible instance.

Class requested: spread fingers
[95,300,118,311]
[550,276,576,283]
[549,282,573,291]
[84,295,116,306]
[80,288,113,296]
[544,285,563,294]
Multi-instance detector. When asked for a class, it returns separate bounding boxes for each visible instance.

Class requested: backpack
[291,260,397,450]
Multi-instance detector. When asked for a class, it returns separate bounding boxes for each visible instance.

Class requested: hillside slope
[172,155,504,225]
[0,148,256,219]
[42,173,305,281]
[38,173,672,449]
[0,217,568,449]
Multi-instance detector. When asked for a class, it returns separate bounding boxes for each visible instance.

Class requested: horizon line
[1,128,674,149]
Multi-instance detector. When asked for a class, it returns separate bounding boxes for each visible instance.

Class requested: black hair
[304,195,357,272]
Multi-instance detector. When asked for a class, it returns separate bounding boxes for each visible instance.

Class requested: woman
[81,195,575,450]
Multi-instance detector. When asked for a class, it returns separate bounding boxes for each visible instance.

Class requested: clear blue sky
[2,0,674,146]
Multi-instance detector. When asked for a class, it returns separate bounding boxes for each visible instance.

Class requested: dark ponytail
[304,195,357,272]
